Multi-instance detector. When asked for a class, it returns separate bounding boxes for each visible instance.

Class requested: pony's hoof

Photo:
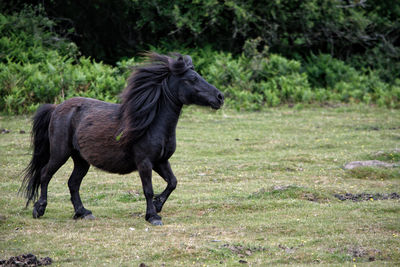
[149,219,163,226]
[32,201,46,218]
[147,214,163,226]
[73,207,94,220]
[82,214,96,220]
[32,208,40,219]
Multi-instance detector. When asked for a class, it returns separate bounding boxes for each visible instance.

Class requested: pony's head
[119,53,224,142]
[167,55,224,109]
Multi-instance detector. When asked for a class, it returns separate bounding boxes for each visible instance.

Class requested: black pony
[20,53,224,225]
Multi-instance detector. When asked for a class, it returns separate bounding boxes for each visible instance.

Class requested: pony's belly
[93,161,137,175]
[76,130,137,174]
[84,148,137,174]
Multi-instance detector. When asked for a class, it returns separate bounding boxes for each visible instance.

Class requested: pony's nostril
[217,93,224,102]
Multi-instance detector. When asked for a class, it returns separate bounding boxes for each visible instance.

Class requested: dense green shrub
[197,39,399,110]
[200,40,313,110]
[0,6,132,114]
[304,54,399,107]
[0,57,130,114]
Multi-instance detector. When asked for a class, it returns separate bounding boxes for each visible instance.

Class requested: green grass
[1,105,399,266]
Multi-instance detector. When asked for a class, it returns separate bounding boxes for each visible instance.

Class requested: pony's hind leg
[33,156,69,218]
[68,152,93,220]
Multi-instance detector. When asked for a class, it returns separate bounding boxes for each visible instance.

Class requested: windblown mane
[119,52,193,143]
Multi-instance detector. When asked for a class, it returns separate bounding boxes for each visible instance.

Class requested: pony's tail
[20,104,56,207]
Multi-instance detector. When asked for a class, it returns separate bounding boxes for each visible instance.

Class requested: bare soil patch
[0,254,52,266]
[334,192,400,201]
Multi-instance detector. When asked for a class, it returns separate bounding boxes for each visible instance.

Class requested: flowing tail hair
[20,104,56,207]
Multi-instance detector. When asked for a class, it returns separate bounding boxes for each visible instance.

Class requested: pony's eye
[185,75,198,84]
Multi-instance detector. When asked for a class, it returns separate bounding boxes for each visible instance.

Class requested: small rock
[129,227,135,231]
[273,185,290,191]
[19,130,26,134]
[343,160,399,169]
[239,259,248,264]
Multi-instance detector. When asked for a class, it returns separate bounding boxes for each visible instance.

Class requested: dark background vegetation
[0,0,399,113]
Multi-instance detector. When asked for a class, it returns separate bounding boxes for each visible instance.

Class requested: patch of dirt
[251,185,330,203]
[221,244,266,258]
[348,247,381,262]
[355,126,381,131]
[302,193,319,202]
[334,192,400,201]
[0,254,52,266]
[278,244,297,254]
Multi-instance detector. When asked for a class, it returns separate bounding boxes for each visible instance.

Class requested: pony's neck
[152,94,183,137]
[162,78,181,108]
[156,77,183,134]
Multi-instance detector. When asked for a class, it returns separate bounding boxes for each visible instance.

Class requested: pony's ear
[183,55,192,64]
[170,53,193,74]
[183,55,194,69]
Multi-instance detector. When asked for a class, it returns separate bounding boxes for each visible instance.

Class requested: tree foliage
[1,0,399,80]
[0,2,399,113]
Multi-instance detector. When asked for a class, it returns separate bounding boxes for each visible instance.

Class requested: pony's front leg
[153,161,177,213]
[138,159,162,226]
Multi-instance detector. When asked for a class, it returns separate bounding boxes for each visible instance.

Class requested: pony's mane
[119,52,193,143]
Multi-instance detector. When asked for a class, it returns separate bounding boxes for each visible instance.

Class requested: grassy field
[1,105,399,266]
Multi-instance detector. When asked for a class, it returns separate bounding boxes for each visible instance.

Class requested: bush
[202,40,313,110]
[0,56,131,114]
[0,6,131,114]
[304,53,400,107]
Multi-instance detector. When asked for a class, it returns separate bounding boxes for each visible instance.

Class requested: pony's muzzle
[217,92,224,105]
[210,91,224,109]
